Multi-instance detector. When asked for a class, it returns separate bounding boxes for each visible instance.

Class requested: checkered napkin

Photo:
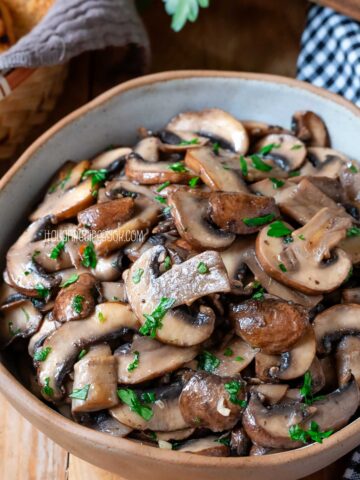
[297,4,360,106]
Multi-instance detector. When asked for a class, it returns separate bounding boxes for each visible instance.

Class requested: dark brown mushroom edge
[1,108,360,457]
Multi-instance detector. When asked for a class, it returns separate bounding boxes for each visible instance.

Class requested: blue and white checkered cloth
[297,4,360,106]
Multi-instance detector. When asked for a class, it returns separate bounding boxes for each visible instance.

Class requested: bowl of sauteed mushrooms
[0,71,359,480]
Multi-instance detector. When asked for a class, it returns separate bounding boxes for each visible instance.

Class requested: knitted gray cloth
[0,0,150,69]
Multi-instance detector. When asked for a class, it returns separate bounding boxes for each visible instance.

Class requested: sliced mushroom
[47,161,90,193]
[168,189,235,249]
[91,252,123,282]
[255,328,316,381]
[249,445,286,456]
[243,121,290,140]
[37,302,138,401]
[116,335,198,384]
[134,137,160,162]
[250,178,292,197]
[230,298,309,354]
[212,337,257,377]
[0,300,42,348]
[292,111,330,147]
[91,147,132,171]
[230,426,251,456]
[77,198,135,231]
[77,410,132,437]
[336,336,360,388]
[307,356,326,394]
[340,235,360,265]
[28,314,61,357]
[184,147,248,193]
[167,108,249,154]
[101,282,127,302]
[179,371,245,432]
[313,304,360,355]
[342,288,360,304]
[71,344,118,413]
[157,130,209,153]
[301,147,348,178]
[242,392,314,449]
[250,384,289,405]
[105,178,156,202]
[176,437,230,456]
[124,245,230,346]
[256,208,352,294]
[255,134,306,171]
[208,192,279,235]
[155,427,195,442]
[52,273,98,322]
[125,154,193,185]
[30,178,95,223]
[110,382,188,431]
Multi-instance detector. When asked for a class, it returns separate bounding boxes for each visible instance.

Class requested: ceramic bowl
[0,71,359,480]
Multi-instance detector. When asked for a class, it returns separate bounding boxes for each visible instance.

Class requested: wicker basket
[0,63,68,160]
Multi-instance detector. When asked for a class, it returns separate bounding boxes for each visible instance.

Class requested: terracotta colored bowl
[0,71,359,480]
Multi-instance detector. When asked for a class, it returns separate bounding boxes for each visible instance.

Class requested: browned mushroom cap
[255,328,316,381]
[301,147,349,178]
[275,178,350,226]
[93,196,159,256]
[179,371,245,432]
[125,154,193,185]
[124,245,230,346]
[243,121,290,140]
[71,344,118,413]
[230,298,309,354]
[313,304,360,355]
[292,111,330,147]
[110,382,189,432]
[211,337,258,377]
[230,426,251,456]
[176,437,230,456]
[166,108,249,154]
[184,147,248,193]
[250,384,289,405]
[256,208,352,295]
[336,336,360,388]
[37,302,138,401]
[242,392,314,449]
[116,335,198,384]
[168,189,235,250]
[208,192,279,235]
[301,379,359,433]
[342,288,360,304]
[90,147,132,170]
[30,178,95,223]
[255,134,307,172]
[52,273,98,323]
[77,198,135,231]
[0,300,42,348]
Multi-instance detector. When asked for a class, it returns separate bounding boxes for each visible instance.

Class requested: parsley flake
[239,155,248,177]
[243,213,276,227]
[224,380,247,407]
[127,351,140,372]
[60,274,79,288]
[117,388,153,421]
[197,261,209,274]
[34,347,52,362]
[189,176,200,188]
[197,351,220,373]
[81,242,97,268]
[42,377,54,397]
[139,297,176,338]
[35,284,50,300]
[223,347,233,357]
[347,226,360,237]
[289,422,333,444]
[250,154,272,172]
[69,384,91,401]
[72,295,85,314]
[157,181,170,192]
[168,162,188,173]
[279,263,287,272]
[267,220,292,238]
[178,138,199,146]
[269,177,285,189]
[133,268,145,284]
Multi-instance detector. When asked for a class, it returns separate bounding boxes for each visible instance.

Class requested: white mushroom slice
[155,428,195,442]
[134,137,160,162]
[166,108,249,154]
[255,328,316,381]
[340,235,360,265]
[30,178,95,223]
[313,304,360,355]
[0,300,42,348]
[78,410,132,437]
[91,147,132,170]
[250,178,293,197]
[176,437,230,456]
[255,134,307,171]
[105,179,156,201]
[125,155,193,185]
[47,160,90,194]
[342,288,360,304]
[91,252,123,281]
[250,384,289,405]
[185,147,248,193]
[110,382,188,431]
[158,131,208,153]
[124,245,230,346]
[256,208,352,294]
[71,344,118,413]
[116,335,198,384]
[212,337,257,377]
[242,392,315,449]
[243,121,290,140]
[28,314,61,357]
[300,147,349,178]
[291,111,330,148]
[37,302,138,401]
[101,282,127,302]
[168,189,235,250]
[336,336,360,388]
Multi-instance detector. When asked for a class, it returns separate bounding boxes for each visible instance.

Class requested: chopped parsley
[239,155,248,177]
[139,297,176,338]
[347,226,360,237]
[291,144,303,150]
[35,284,50,300]
[141,392,156,404]
[298,234,306,241]
[34,347,52,362]
[289,170,300,177]
[117,388,153,421]
[259,143,281,155]
[289,421,333,444]
[243,213,276,227]
[127,351,140,372]
[81,242,97,268]
[168,162,188,173]
[235,356,244,362]
[132,268,144,284]
[78,349,87,360]
[163,205,172,215]
[267,220,292,238]
[197,261,209,274]
[224,380,247,407]
[8,321,21,337]
[72,295,85,314]
[212,142,220,154]
[197,350,220,373]
[223,347,233,357]
[69,384,91,401]
[32,250,41,261]
[157,181,170,192]
[163,256,172,271]
[82,168,108,189]
[252,284,265,300]
[21,307,30,322]
[155,195,167,204]
[269,177,285,189]
[278,263,287,272]
[49,237,68,260]
[178,138,199,146]
[189,176,200,188]
[42,377,54,397]
[349,164,359,173]
[60,274,79,288]
[300,372,325,405]
[250,154,272,172]
[98,311,106,323]
[215,436,231,446]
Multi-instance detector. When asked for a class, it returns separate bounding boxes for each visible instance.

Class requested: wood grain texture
[315,0,360,21]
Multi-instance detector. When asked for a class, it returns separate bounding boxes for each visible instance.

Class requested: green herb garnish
[298,234,306,241]
[35,284,50,300]
[179,138,199,146]
[117,388,153,421]
[223,347,233,357]
[127,351,140,372]
[42,377,54,397]
[155,195,167,204]
[69,384,91,401]
[212,142,220,154]
[300,372,326,405]
[291,144,303,150]
[224,380,247,407]
[34,347,52,362]
[60,274,79,288]
[81,242,97,268]
[235,356,244,362]
[78,349,87,360]
[269,177,285,189]
[278,263,287,272]
[267,220,292,238]
[82,169,108,189]
[98,311,106,323]
[157,181,170,192]
[197,261,209,274]
[250,154,272,172]
[139,297,176,338]
[164,256,172,271]
[289,422,333,444]
[72,295,85,314]
[243,213,276,227]
[50,237,68,260]
[289,170,300,177]
[347,226,360,237]
[215,436,231,446]
[8,321,21,337]
[168,162,188,173]
[239,155,248,177]
[133,268,145,284]
[189,176,200,188]
[252,285,265,300]
[349,164,359,173]
[259,143,281,155]
[197,350,220,373]
[141,392,156,403]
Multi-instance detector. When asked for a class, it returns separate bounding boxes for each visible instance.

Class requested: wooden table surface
[0,1,355,478]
